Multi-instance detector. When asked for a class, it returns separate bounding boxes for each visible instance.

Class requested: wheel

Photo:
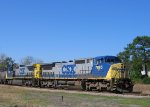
[53,80,58,89]
[81,80,86,91]
[32,79,36,87]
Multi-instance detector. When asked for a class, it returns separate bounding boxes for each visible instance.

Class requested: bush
[132,78,143,84]
[142,77,150,84]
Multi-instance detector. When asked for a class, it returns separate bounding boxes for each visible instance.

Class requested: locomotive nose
[107,63,128,79]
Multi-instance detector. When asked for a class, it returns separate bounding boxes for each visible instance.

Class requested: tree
[20,56,44,65]
[34,59,44,64]
[118,36,150,80]
[0,53,15,70]
[20,56,34,65]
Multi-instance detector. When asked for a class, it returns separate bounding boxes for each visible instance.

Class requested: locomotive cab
[92,56,133,92]
[92,56,121,78]
[92,56,128,79]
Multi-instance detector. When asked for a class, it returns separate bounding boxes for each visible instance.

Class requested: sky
[0,0,150,63]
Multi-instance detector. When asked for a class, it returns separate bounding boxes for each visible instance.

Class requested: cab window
[96,58,104,65]
[105,57,121,63]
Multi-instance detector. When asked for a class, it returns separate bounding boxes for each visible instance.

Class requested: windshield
[105,57,121,63]
[95,57,121,65]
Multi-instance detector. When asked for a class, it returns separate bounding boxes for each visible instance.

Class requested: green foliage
[118,36,150,83]
[0,53,15,69]
[142,77,150,84]
[132,78,143,84]
[130,59,143,79]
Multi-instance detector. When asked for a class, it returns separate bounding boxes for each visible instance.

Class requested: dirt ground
[133,84,150,95]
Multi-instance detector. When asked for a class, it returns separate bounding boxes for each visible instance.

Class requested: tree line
[0,54,43,71]
[117,36,150,83]
[0,36,150,83]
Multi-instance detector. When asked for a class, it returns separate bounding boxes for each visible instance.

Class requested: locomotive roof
[95,56,117,59]
[74,57,93,60]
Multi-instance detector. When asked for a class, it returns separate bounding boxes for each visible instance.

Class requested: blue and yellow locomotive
[0,56,133,93]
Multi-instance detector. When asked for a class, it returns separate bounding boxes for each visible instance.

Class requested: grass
[0,85,150,107]
[118,98,150,107]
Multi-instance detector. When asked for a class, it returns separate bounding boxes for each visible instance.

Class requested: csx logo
[62,65,76,74]
[96,65,103,71]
